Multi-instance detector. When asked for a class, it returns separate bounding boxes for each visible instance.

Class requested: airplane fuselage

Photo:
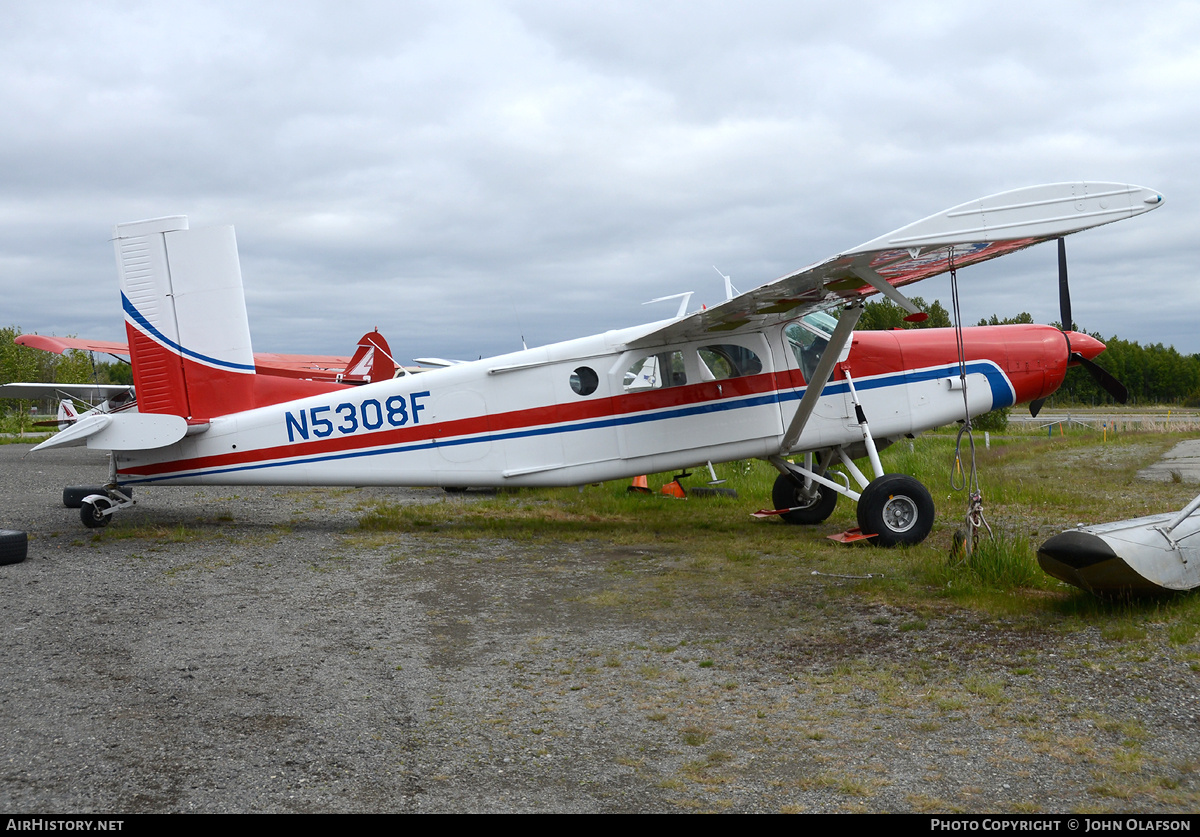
[112,321,1082,488]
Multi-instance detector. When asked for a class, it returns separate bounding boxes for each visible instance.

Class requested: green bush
[971,407,1010,432]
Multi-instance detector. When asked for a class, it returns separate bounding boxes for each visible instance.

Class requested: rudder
[114,216,257,420]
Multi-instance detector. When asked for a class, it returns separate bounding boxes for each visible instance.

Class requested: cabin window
[698,344,763,381]
[784,312,836,383]
[570,366,599,396]
[623,351,686,392]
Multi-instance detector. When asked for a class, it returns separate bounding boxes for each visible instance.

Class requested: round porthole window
[570,366,599,396]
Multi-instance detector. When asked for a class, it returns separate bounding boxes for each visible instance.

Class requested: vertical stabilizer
[114,216,256,419]
[340,330,396,383]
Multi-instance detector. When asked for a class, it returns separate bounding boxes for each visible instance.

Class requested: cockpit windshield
[784,309,839,383]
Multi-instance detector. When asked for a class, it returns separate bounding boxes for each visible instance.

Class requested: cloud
[0,1,1193,361]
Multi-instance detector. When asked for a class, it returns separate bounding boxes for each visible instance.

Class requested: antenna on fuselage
[511,301,529,352]
[714,266,740,300]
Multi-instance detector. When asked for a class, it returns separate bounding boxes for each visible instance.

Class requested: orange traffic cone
[628,475,651,494]
[660,478,687,499]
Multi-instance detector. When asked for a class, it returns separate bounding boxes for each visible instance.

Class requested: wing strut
[778,302,863,454]
[849,266,923,317]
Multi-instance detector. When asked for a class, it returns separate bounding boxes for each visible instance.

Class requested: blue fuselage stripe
[122,294,257,372]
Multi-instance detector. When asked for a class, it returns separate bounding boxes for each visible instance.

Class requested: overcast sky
[1,1,1195,363]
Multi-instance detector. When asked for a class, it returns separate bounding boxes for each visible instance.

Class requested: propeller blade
[1057,237,1072,331]
[1029,398,1046,418]
[1072,353,1129,404]
[1054,238,1130,406]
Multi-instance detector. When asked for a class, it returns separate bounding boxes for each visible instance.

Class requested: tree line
[0,325,129,416]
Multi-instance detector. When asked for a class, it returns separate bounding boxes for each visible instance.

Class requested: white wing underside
[0,383,132,401]
[627,182,1163,350]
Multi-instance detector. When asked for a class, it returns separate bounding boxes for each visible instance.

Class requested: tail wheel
[856,474,934,547]
[771,472,838,525]
[81,497,113,529]
[64,485,130,509]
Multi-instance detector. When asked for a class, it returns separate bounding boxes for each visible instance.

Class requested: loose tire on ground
[690,486,739,499]
[771,472,838,525]
[0,530,28,565]
[856,473,934,547]
[80,497,113,529]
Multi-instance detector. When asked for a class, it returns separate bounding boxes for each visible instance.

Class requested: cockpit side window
[623,351,686,392]
[698,344,763,381]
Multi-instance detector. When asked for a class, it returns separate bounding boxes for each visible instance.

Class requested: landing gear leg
[79,455,135,529]
[770,453,839,525]
[839,370,934,547]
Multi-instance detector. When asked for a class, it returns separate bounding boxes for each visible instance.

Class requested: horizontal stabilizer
[31,413,112,450]
[31,413,189,452]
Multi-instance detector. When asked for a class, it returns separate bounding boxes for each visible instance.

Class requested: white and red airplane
[28,183,1163,543]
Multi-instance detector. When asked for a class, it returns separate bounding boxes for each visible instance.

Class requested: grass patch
[345,432,1200,629]
[89,523,213,543]
[919,532,1045,595]
[964,533,1042,590]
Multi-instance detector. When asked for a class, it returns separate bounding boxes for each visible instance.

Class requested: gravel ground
[1,444,1198,813]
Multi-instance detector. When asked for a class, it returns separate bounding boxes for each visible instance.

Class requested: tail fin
[56,399,78,430]
[340,330,396,383]
[114,216,338,419]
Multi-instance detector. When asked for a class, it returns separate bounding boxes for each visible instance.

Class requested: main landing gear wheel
[772,472,838,525]
[80,497,113,529]
[856,474,934,547]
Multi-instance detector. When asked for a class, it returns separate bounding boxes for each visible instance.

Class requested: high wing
[14,334,131,358]
[0,382,131,401]
[627,182,1163,349]
[244,352,353,379]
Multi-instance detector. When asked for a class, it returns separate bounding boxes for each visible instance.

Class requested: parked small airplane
[25,184,1163,543]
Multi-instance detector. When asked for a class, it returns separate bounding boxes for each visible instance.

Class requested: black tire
[690,487,739,499]
[63,485,107,509]
[856,474,934,547]
[0,530,28,565]
[81,497,112,529]
[771,472,838,525]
